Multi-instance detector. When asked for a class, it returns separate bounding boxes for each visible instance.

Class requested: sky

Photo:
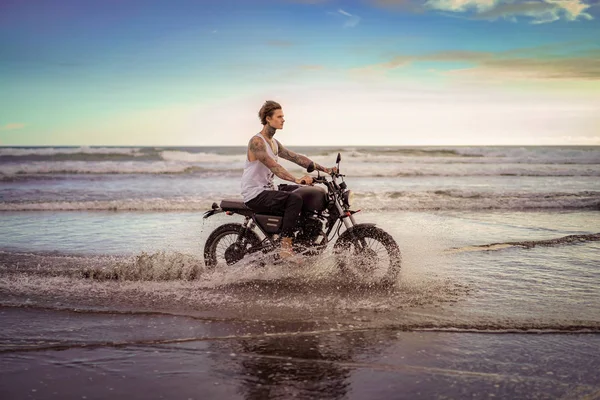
[1,0,599,146]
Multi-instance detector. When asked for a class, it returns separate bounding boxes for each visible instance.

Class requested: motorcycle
[203,153,402,284]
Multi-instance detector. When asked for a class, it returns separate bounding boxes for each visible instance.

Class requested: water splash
[447,233,600,253]
[0,250,471,322]
[81,251,204,281]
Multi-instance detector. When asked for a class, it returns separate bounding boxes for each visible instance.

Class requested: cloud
[446,55,600,80]
[370,0,595,23]
[426,0,498,12]
[472,0,594,23]
[0,123,25,131]
[329,8,361,27]
[350,45,600,81]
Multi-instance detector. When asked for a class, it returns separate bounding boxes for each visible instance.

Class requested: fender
[336,223,376,242]
[203,202,223,219]
[203,209,224,218]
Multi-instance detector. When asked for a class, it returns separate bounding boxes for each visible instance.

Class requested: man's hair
[258,100,282,125]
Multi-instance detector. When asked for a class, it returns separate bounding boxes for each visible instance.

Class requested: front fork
[335,200,357,229]
[335,200,369,251]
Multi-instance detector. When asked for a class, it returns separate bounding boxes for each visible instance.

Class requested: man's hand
[327,166,338,175]
[296,175,313,185]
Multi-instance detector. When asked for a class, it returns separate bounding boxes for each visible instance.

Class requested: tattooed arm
[249,136,312,184]
[276,140,335,174]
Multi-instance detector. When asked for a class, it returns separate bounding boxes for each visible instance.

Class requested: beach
[1,146,599,399]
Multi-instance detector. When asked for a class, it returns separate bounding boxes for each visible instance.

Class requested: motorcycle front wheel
[333,224,401,285]
[204,223,261,268]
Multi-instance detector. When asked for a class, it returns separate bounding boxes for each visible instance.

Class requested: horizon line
[1,144,600,148]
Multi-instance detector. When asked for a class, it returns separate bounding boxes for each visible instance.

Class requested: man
[241,100,336,260]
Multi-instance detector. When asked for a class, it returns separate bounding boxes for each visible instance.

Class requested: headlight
[342,190,354,207]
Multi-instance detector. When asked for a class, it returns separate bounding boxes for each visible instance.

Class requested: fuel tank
[294,186,327,212]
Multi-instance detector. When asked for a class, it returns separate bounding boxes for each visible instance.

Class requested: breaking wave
[447,233,600,253]
[363,190,600,209]
[0,198,216,211]
[356,190,600,211]
[0,162,243,177]
[0,146,600,165]
[0,146,146,157]
[1,190,598,211]
[298,146,600,164]
[1,162,598,178]
[158,150,245,163]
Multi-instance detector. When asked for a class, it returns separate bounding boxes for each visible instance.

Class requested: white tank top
[241,133,279,203]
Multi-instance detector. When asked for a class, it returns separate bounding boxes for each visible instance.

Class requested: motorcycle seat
[220,199,252,211]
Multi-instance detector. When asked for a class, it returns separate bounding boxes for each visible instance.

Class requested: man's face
[267,109,285,130]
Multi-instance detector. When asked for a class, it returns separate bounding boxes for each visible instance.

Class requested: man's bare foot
[279,237,303,265]
[280,237,294,258]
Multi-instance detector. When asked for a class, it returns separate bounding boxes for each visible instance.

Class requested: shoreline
[1,306,599,400]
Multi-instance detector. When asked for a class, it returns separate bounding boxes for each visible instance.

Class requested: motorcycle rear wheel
[204,223,261,268]
[333,225,401,285]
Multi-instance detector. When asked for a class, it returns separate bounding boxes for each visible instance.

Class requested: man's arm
[249,136,307,184]
[276,140,334,174]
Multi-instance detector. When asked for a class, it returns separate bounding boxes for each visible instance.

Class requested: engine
[295,216,327,255]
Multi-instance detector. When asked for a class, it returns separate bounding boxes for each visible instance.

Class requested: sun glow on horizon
[1,0,598,146]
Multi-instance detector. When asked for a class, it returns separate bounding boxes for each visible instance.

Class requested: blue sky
[1,0,599,146]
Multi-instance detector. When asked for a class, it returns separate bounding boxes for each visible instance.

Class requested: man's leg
[273,186,303,237]
[246,190,303,257]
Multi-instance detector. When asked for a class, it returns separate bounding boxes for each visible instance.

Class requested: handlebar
[300,174,344,185]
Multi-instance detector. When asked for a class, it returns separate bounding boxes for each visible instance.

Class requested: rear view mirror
[307,162,315,173]
[336,153,341,164]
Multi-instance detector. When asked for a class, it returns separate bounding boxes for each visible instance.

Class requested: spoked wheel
[333,225,401,285]
[204,223,261,268]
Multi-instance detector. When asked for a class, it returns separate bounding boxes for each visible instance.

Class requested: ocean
[1,145,599,399]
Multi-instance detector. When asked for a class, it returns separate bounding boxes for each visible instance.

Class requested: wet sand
[2,307,600,400]
[1,209,599,399]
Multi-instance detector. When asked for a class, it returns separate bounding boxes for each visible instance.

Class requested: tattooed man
[241,100,337,260]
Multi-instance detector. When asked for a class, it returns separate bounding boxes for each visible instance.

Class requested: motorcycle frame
[206,173,359,255]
